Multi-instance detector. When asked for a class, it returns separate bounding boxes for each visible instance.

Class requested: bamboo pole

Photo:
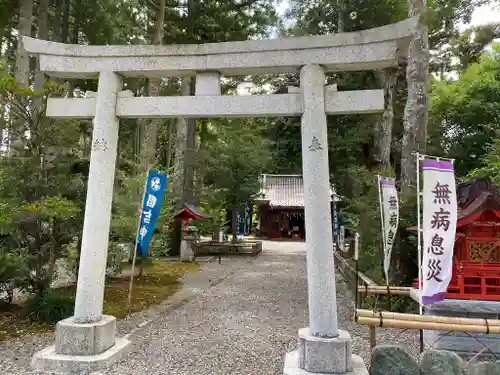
[359,288,411,296]
[357,317,500,334]
[356,309,500,327]
[334,253,376,286]
[365,285,412,292]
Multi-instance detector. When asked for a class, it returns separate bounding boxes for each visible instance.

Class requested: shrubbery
[23,293,75,324]
[0,251,22,304]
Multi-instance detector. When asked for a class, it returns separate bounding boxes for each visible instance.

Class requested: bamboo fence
[356,309,500,334]
[358,285,412,296]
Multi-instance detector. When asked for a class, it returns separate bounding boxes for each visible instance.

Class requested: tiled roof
[456,178,500,222]
[256,174,334,208]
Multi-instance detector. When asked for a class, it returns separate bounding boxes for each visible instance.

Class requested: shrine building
[412,177,500,300]
[254,174,339,239]
[410,177,500,357]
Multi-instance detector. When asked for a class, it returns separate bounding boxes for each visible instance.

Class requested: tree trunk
[337,0,344,33]
[53,0,62,42]
[183,0,197,205]
[15,0,33,87]
[51,0,69,86]
[184,115,196,205]
[371,68,398,170]
[67,10,79,98]
[195,119,208,197]
[60,0,70,43]
[400,0,429,196]
[139,0,166,171]
[33,0,49,96]
[231,207,237,243]
[11,0,33,158]
[171,78,190,201]
[165,121,174,170]
[168,79,190,256]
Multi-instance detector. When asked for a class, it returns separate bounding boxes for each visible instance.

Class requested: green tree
[429,43,500,177]
[197,118,273,242]
[0,77,84,296]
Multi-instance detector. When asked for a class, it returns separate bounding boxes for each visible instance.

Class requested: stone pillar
[300,64,338,338]
[32,71,131,373]
[195,72,221,96]
[283,64,367,375]
[74,71,122,323]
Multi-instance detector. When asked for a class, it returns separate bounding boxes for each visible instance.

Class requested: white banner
[380,177,399,282]
[339,225,345,252]
[421,159,457,305]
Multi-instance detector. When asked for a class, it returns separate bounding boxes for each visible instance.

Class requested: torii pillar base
[31,315,130,374]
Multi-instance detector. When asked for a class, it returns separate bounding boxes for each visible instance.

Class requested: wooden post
[369,326,377,349]
[420,329,424,352]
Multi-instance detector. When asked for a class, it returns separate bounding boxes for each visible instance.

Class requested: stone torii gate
[23,17,416,374]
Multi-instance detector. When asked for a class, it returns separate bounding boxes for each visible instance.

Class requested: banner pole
[377,175,387,282]
[416,153,424,353]
[127,168,150,314]
[416,155,423,315]
[354,232,360,312]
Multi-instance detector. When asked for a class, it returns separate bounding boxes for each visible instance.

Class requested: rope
[485,318,490,334]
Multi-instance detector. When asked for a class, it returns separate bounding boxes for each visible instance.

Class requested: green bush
[106,241,126,277]
[24,292,74,324]
[0,251,22,304]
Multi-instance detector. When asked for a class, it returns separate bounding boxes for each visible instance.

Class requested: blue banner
[137,170,168,256]
[333,204,338,236]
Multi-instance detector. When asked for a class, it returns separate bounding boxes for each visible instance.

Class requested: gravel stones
[0,241,419,375]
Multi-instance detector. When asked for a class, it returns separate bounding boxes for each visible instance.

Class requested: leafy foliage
[429,43,500,176]
[196,118,273,238]
[0,251,22,304]
[0,77,84,296]
[23,293,74,324]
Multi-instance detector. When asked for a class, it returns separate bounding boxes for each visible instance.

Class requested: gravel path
[0,240,419,375]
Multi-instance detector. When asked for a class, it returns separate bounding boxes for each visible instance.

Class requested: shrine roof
[456,178,500,224]
[174,203,212,220]
[255,174,339,209]
[408,177,500,231]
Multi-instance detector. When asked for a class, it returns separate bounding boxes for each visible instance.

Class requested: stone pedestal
[410,288,500,359]
[32,316,130,373]
[284,351,368,375]
[32,71,130,373]
[284,328,367,375]
[180,238,195,262]
[299,328,353,373]
[55,315,116,355]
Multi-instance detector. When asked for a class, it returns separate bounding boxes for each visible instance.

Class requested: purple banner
[422,159,454,172]
[380,177,395,186]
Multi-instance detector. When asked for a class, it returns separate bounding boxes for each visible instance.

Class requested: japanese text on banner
[380,177,399,283]
[137,170,168,256]
[421,159,457,305]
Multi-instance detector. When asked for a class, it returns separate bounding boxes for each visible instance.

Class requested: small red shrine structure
[412,178,500,301]
[174,203,212,236]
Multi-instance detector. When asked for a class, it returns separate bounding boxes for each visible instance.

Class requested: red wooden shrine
[412,178,500,301]
[174,203,212,237]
